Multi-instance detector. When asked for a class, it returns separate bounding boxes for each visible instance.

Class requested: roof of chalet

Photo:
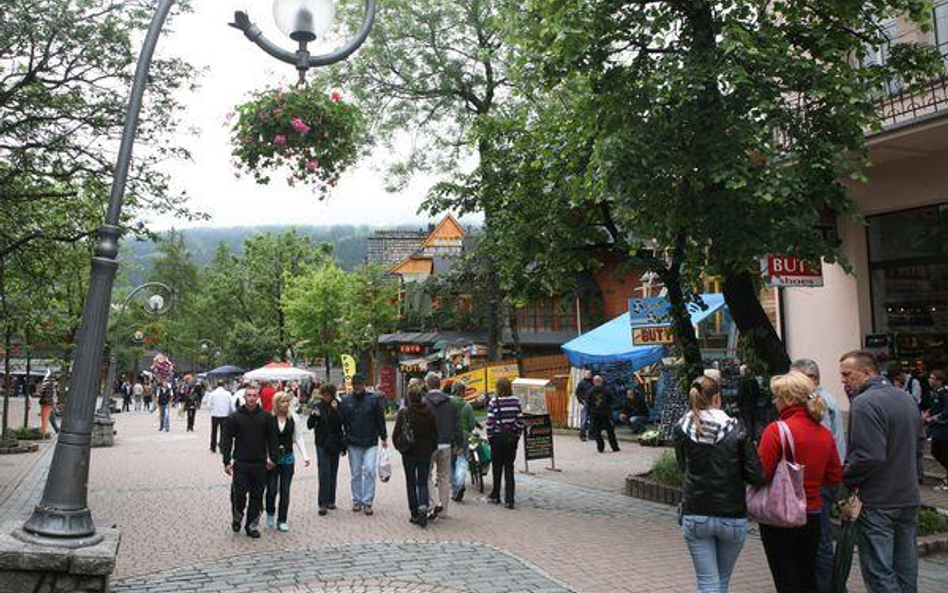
[420,214,465,250]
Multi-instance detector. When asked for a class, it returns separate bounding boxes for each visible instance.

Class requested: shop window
[935,2,948,67]
[868,204,948,369]
[867,204,948,264]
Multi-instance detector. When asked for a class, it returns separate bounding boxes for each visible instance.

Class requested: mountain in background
[118,224,430,284]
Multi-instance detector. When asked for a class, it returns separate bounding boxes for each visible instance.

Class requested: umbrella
[243,365,315,382]
[207,364,245,376]
[833,519,858,593]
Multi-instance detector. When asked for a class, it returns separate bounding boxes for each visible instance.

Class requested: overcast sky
[148,3,471,231]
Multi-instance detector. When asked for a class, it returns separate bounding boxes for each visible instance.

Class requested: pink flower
[290,117,311,134]
[331,91,342,103]
[258,111,269,121]
[305,160,319,171]
[273,135,287,146]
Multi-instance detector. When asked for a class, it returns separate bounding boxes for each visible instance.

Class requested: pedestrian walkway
[1,405,946,592]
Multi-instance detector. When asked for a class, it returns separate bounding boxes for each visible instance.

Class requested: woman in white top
[265,391,310,531]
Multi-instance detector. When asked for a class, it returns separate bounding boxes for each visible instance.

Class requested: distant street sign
[628,297,672,327]
[761,255,824,287]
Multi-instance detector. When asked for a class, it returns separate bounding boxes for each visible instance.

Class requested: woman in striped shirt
[486,377,524,509]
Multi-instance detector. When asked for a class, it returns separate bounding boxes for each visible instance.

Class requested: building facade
[783,6,948,400]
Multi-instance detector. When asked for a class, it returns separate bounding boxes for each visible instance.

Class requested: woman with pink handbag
[674,376,765,592]
[756,371,843,593]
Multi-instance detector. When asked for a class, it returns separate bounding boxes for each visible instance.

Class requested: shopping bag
[377,446,392,483]
[746,420,807,527]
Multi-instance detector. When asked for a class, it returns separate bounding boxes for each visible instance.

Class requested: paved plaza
[1,399,947,593]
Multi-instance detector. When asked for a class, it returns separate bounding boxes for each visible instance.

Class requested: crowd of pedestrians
[99,345,946,592]
[668,349,939,593]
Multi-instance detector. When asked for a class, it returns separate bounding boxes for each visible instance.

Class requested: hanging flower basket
[151,353,174,385]
[230,84,365,194]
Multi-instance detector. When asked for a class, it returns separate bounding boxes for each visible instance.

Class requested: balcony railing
[874,40,948,130]
[876,70,948,129]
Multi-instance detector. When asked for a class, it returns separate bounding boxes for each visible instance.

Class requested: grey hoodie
[423,389,461,447]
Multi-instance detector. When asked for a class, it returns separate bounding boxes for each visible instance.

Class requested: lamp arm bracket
[230,0,377,71]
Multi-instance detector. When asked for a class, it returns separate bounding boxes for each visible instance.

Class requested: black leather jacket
[673,421,764,518]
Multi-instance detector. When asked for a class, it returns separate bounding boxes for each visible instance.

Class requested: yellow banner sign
[632,326,675,345]
[341,354,356,393]
[447,364,520,402]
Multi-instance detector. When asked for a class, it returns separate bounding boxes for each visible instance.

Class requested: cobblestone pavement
[2,406,947,593]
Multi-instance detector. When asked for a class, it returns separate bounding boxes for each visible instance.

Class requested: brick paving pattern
[113,542,573,593]
[1,404,946,592]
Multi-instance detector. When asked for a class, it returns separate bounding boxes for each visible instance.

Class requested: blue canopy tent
[561,293,726,369]
[561,314,665,368]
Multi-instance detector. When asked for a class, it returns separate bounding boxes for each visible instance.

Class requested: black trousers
[265,463,295,523]
[590,415,619,452]
[402,454,431,517]
[231,461,267,529]
[488,434,518,504]
[210,416,226,452]
[122,396,131,412]
[186,408,196,431]
[933,438,948,478]
[760,514,822,593]
[316,446,340,509]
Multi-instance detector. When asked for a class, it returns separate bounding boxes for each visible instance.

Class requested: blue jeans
[682,515,748,593]
[347,445,378,506]
[158,404,170,431]
[452,452,469,496]
[857,506,918,593]
[580,404,589,436]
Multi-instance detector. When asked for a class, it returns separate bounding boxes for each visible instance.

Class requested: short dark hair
[839,350,879,373]
[931,369,948,384]
[351,373,365,385]
[885,361,905,377]
[217,380,225,387]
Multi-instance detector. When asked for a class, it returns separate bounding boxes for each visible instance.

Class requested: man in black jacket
[588,375,620,453]
[340,374,388,515]
[222,386,278,538]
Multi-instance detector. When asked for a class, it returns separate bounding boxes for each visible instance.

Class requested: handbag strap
[776,420,796,463]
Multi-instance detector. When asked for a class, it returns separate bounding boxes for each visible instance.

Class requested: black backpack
[395,408,415,453]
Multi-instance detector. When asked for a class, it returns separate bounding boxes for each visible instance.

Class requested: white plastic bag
[377,446,392,483]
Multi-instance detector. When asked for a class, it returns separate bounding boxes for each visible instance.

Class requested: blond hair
[272,391,292,417]
[688,376,720,435]
[770,371,825,423]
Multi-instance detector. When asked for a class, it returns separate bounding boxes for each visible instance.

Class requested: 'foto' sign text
[761,255,824,288]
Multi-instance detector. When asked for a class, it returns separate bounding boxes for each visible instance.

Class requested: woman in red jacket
[758,370,842,593]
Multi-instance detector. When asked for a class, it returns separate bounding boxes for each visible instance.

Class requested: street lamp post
[96,282,173,421]
[16,0,376,548]
[198,339,221,373]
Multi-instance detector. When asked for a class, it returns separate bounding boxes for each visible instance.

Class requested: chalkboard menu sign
[522,413,553,461]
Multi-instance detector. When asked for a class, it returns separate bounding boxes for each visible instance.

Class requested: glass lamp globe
[273,0,335,42]
[146,294,165,314]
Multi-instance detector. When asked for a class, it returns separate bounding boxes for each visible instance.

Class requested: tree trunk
[2,325,13,443]
[662,262,704,382]
[506,299,525,377]
[723,271,791,375]
[22,330,31,429]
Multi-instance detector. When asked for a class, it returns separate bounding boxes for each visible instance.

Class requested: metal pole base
[12,526,104,549]
[18,506,102,548]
